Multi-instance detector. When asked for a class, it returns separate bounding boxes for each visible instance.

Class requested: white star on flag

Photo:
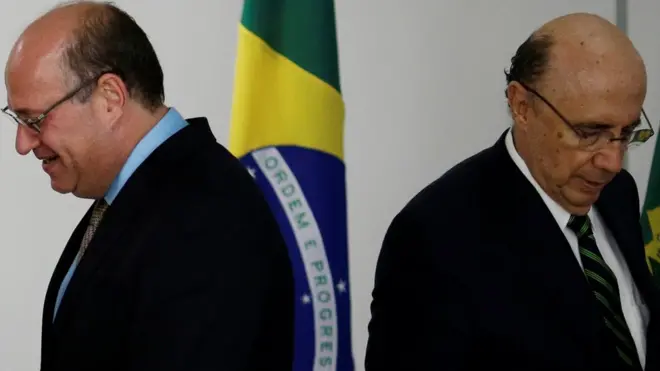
[336,279,347,293]
[247,166,257,178]
[301,294,311,304]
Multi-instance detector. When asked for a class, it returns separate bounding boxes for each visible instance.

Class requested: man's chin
[50,179,74,195]
[562,188,600,215]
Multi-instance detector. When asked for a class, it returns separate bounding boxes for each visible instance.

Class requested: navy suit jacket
[366,130,660,370]
[40,118,294,370]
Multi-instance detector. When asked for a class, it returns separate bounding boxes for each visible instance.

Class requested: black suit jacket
[365,130,660,370]
[40,118,294,370]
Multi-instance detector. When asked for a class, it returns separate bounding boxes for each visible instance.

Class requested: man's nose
[15,124,40,155]
[593,141,624,174]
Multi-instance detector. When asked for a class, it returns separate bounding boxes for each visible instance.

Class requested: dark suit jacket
[40,118,294,370]
[365,130,660,370]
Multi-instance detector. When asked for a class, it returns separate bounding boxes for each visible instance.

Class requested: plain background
[0,1,657,370]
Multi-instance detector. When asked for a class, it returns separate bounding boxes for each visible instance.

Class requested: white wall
[1,1,655,370]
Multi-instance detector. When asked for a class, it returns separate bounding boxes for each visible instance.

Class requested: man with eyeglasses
[3,2,294,371]
[366,13,660,371]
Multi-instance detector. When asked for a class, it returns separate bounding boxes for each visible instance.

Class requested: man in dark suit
[366,13,660,371]
[3,2,293,370]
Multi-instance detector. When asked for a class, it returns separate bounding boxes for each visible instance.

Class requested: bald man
[366,13,660,371]
[2,2,293,371]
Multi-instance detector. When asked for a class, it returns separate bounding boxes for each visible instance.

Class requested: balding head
[507,13,646,103]
[6,1,101,100]
[3,1,167,199]
[505,13,650,215]
[535,13,645,103]
[6,0,164,115]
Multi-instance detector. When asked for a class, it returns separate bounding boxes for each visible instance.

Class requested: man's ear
[506,82,530,131]
[94,72,127,127]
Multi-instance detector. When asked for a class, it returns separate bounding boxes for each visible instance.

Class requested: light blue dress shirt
[53,108,188,320]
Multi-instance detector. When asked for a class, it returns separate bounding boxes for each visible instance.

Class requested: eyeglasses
[515,80,655,151]
[1,70,114,133]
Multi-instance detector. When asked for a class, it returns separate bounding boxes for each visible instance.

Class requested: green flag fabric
[641,136,660,277]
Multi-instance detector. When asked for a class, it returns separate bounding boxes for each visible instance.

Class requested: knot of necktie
[567,214,592,238]
[80,199,109,255]
[90,199,109,228]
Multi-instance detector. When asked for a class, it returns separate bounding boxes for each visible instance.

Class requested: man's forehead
[4,3,92,113]
[6,44,67,102]
[540,62,645,126]
[542,52,645,100]
[558,92,644,129]
[5,17,70,91]
[6,71,67,116]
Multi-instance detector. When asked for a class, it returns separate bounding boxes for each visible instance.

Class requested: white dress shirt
[504,128,649,367]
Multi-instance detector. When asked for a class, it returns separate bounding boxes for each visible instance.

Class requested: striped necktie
[79,199,108,256]
[567,214,642,370]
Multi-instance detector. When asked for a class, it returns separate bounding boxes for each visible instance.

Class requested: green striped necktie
[567,214,642,370]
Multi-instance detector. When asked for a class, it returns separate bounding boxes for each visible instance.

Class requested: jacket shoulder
[401,142,502,218]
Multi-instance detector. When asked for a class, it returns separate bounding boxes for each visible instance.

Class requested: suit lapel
[43,208,90,321]
[51,167,158,331]
[489,132,604,348]
[41,204,93,363]
[596,189,658,308]
[596,182,660,370]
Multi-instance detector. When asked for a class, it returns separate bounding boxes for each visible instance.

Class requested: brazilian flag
[642,133,660,279]
[229,0,354,370]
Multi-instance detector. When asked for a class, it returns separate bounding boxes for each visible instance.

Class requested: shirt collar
[104,107,188,204]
